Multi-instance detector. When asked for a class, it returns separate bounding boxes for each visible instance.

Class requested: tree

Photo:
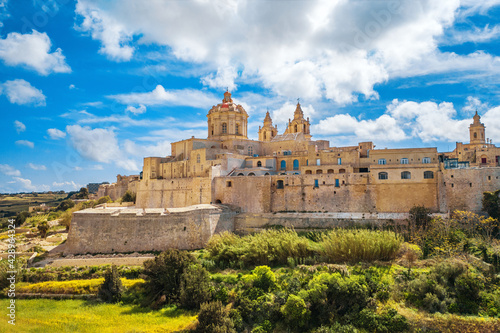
[98,265,124,303]
[142,249,195,305]
[179,264,212,309]
[482,190,500,219]
[56,199,75,211]
[121,190,136,203]
[281,294,310,330]
[37,221,50,238]
[409,205,431,230]
[75,187,89,199]
[15,211,31,227]
[196,301,236,333]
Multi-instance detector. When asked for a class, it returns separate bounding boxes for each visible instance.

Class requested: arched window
[248,173,255,176]
[294,124,297,132]
[401,171,411,179]
[263,132,266,140]
[339,169,346,173]
[264,172,270,176]
[316,169,323,174]
[196,154,200,163]
[400,158,409,164]
[474,132,477,138]
[280,160,286,170]
[378,172,388,180]
[378,159,386,165]
[424,171,434,179]
[277,180,284,189]
[305,170,312,174]
[293,159,299,170]
[248,146,253,156]
[211,125,214,136]
[327,169,334,174]
[235,123,240,135]
[237,173,244,176]
[222,123,227,134]
[303,124,306,131]
[257,161,262,167]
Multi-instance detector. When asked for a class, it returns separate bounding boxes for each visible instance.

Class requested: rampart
[65,204,236,254]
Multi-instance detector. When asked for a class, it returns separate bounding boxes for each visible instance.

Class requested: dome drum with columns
[207,91,249,140]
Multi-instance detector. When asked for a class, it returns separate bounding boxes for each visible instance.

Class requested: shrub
[0,257,25,290]
[319,229,402,263]
[179,264,212,309]
[98,265,124,303]
[142,249,195,305]
[96,196,112,205]
[15,211,31,227]
[37,221,50,239]
[409,205,431,230]
[56,199,75,211]
[248,266,277,292]
[482,190,500,219]
[196,301,236,333]
[281,294,310,329]
[121,190,136,203]
[355,308,409,333]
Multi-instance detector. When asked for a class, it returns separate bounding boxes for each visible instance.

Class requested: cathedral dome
[207,91,249,140]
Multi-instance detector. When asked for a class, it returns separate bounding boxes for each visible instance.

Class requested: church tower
[469,111,486,145]
[284,101,311,139]
[258,111,278,141]
[207,91,248,141]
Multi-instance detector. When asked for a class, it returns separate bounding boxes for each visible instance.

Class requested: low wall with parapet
[234,212,449,233]
[65,204,236,254]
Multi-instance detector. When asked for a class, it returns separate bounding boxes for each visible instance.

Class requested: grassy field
[0,299,197,333]
[0,193,66,217]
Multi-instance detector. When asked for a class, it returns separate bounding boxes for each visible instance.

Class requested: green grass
[16,278,144,295]
[0,193,66,217]
[0,299,197,332]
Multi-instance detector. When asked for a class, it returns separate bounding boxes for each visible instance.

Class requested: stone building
[127,91,500,214]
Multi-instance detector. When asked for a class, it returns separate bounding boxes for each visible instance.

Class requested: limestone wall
[65,205,236,254]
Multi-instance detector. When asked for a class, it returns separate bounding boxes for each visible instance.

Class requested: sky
[1,0,500,193]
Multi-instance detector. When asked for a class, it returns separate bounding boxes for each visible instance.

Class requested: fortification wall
[65,205,236,254]
[136,177,212,208]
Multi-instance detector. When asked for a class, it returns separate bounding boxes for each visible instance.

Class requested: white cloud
[69,84,76,89]
[0,79,46,106]
[126,104,146,115]
[66,125,139,171]
[52,181,80,190]
[15,140,35,148]
[0,0,8,28]
[28,163,47,171]
[443,24,500,45]
[47,128,66,140]
[74,0,500,104]
[123,139,171,157]
[12,177,50,192]
[0,164,21,177]
[109,85,218,109]
[462,96,488,115]
[14,120,26,133]
[0,30,70,75]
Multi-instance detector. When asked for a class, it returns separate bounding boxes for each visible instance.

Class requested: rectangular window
[422,157,431,164]
[335,179,340,187]
[401,158,409,164]
[314,179,319,188]
[226,181,232,187]
[337,158,342,165]
[378,159,386,165]
[316,159,321,166]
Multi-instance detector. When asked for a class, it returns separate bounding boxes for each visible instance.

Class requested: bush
[355,308,409,333]
[281,294,310,329]
[179,264,212,309]
[37,221,50,239]
[96,196,112,205]
[98,265,124,303]
[196,301,236,333]
[121,190,136,203]
[142,249,195,305]
[409,205,431,230]
[248,266,277,292]
[56,199,75,211]
[319,229,402,263]
[15,211,31,227]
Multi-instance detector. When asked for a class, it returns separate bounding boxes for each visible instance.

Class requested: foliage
[75,187,89,199]
[56,199,75,211]
[26,213,49,227]
[354,308,409,333]
[483,190,500,219]
[37,220,50,238]
[0,257,25,290]
[196,301,236,333]
[408,205,432,230]
[142,249,195,305]
[121,190,136,203]
[280,294,310,329]
[98,265,124,303]
[247,266,277,292]
[15,278,142,295]
[179,264,212,309]
[15,210,31,226]
[319,229,402,263]
[97,196,113,205]
[23,265,143,283]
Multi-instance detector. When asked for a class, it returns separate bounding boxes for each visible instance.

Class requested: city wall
[65,205,236,254]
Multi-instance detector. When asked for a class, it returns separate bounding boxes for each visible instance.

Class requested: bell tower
[469,111,486,145]
[258,111,278,141]
[284,101,311,139]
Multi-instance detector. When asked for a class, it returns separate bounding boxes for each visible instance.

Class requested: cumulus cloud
[0,79,46,106]
[462,96,488,115]
[0,30,71,75]
[66,125,139,171]
[0,164,21,177]
[15,140,34,148]
[125,104,146,115]
[52,181,80,190]
[12,177,49,192]
[74,0,500,103]
[123,139,171,157]
[28,163,47,170]
[47,128,66,140]
[109,85,218,108]
[14,120,26,133]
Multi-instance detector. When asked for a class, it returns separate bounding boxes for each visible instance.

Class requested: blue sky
[1,0,500,193]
